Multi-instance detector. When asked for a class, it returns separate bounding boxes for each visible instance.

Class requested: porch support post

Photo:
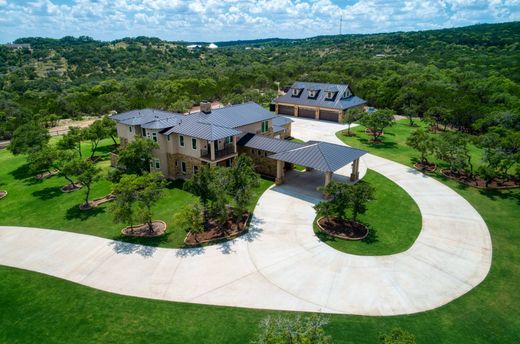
[350,158,360,181]
[210,140,215,161]
[315,107,320,120]
[294,106,299,117]
[275,160,284,185]
[232,136,237,153]
[324,171,333,187]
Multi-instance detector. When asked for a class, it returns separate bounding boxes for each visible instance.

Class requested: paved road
[0,118,492,315]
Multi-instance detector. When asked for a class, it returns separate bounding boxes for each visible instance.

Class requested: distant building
[208,43,218,49]
[186,44,202,51]
[273,82,366,123]
[3,43,31,50]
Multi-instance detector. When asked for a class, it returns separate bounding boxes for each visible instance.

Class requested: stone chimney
[200,101,211,114]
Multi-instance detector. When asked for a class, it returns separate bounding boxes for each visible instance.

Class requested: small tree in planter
[406,129,435,167]
[84,119,108,159]
[76,160,101,209]
[477,165,497,188]
[379,327,416,344]
[342,108,364,136]
[100,115,118,146]
[111,172,165,233]
[173,201,205,236]
[115,138,158,176]
[224,155,260,218]
[27,145,58,178]
[348,182,375,221]
[183,165,219,219]
[55,150,84,191]
[434,132,473,176]
[252,314,332,344]
[57,127,84,158]
[359,109,395,143]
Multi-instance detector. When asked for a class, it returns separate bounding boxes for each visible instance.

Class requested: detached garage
[298,107,315,119]
[319,109,339,122]
[278,105,295,116]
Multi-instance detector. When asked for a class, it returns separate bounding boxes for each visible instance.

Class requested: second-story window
[151,132,157,142]
[261,121,269,133]
[225,136,232,144]
[167,135,170,141]
[129,126,132,133]
[142,128,146,136]
[179,135,184,147]
[192,138,197,150]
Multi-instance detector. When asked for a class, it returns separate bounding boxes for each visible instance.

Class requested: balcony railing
[200,144,236,161]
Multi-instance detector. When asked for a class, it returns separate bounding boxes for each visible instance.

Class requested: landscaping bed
[441,169,520,189]
[79,193,116,210]
[121,220,167,237]
[36,170,59,180]
[316,216,369,241]
[0,190,7,200]
[414,162,436,172]
[61,183,82,193]
[184,212,250,246]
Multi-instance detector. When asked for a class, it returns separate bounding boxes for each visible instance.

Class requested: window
[179,135,184,147]
[154,159,160,169]
[225,159,232,167]
[261,121,269,133]
[181,161,187,174]
[292,88,301,96]
[343,90,351,98]
[141,128,146,136]
[192,138,197,150]
[325,91,335,99]
[193,165,199,174]
[151,132,157,142]
[308,90,317,98]
[167,135,171,141]
[225,136,233,144]
[129,126,133,133]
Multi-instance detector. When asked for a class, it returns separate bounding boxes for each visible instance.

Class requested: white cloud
[0,0,518,42]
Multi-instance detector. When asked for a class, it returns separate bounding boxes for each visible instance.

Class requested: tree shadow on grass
[32,186,63,200]
[113,231,173,248]
[9,163,33,181]
[478,187,520,205]
[356,137,398,150]
[362,228,379,245]
[108,240,158,258]
[65,204,106,221]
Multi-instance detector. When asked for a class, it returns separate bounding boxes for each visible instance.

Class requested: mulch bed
[79,193,116,210]
[61,183,82,193]
[317,216,369,241]
[121,220,167,237]
[414,162,436,172]
[441,169,520,189]
[36,170,59,180]
[87,156,101,162]
[184,212,250,246]
[341,130,356,137]
[0,191,7,200]
[365,128,384,136]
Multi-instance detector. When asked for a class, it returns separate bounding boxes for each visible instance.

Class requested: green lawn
[1,125,519,343]
[341,120,485,169]
[314,169,421,255]
[0,139,273,249]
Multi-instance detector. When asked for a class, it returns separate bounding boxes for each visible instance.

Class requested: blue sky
[0,0,519,43]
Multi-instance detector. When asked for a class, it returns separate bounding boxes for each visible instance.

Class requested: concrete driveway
[0,117,492,315]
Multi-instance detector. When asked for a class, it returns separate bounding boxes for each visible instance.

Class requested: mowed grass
[314,169,421,255]
[0,139,273,248]
[0,125,519,343]
[341,119,485,169]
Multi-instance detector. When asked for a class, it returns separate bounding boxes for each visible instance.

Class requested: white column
[210,140,215,161]
[324,171,333,187]
[233,136,237,153]
[350,159,360,181]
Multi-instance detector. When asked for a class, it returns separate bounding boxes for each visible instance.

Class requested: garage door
[319,109,339,122]
[278,105,294,116]
[299,107,315,119]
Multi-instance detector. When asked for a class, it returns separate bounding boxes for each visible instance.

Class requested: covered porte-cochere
[268,141,367,187]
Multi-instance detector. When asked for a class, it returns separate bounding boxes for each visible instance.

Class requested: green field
[0,124,519,343]
[314,169,422,256]
[0,139,273,248]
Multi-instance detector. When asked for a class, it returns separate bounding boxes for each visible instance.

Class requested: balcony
[200,144,236,162]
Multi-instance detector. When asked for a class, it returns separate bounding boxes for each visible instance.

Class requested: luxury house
[273,82,366,122]
[112,100,366,186]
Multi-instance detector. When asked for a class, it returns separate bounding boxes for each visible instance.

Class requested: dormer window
[291,88,302,97]
[325,91,336,100]
[343,89,352,98]
[308,90,318,98]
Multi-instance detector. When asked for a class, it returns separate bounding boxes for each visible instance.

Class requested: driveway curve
[0,118,492,315]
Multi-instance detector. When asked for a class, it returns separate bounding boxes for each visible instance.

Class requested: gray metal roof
[268,141,367,172]
[163,122,241,141]
[193,102,277,128]
[272,125,285,133]
[274,82,367,110]
[111,109,181,126]
[238,133,305,153]
[272,115,294,126]
[141,117,182,129]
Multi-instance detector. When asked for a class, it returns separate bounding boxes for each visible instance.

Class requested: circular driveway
[0,118,492,315]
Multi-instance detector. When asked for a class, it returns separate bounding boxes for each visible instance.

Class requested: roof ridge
[315,143,335,171]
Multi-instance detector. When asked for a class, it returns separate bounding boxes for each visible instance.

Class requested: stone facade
[239,147,277,177]
[167,153,203,179]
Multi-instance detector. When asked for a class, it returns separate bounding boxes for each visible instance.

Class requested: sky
[0,0,519,43]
